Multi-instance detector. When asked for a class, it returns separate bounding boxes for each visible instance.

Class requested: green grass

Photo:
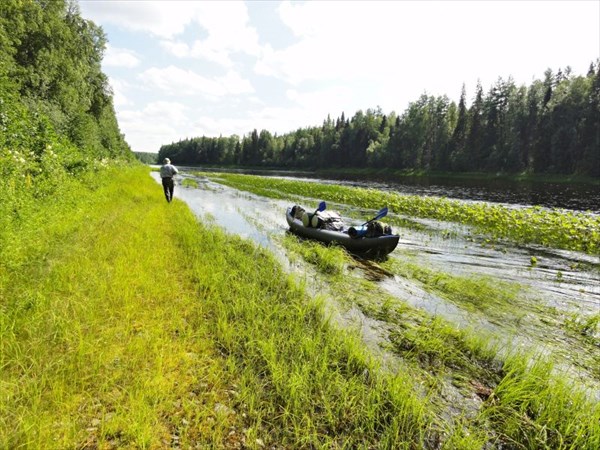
[480,355,600,449]
[282,233,349,276]
[381,257,527,321]
[1,166,236,448]
[2,165,599,448]
[181,177,199,188]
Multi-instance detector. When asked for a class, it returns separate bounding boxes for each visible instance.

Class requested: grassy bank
[2,166,598,448]
[0,166,431,448]
[199,172,600,254]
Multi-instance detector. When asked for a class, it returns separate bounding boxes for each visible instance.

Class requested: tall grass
[480,355,600,449]
[1,166,236,447]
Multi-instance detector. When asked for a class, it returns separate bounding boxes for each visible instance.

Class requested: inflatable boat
[286,207,400,256]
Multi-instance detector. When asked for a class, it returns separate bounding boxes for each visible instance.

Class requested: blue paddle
[314,201,327,215]
[361,207,388,226]
[349,207,389,238]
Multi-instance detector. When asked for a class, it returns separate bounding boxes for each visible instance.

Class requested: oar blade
[373,206,388,221]
[317,201,326,212]
[362,207,388,226]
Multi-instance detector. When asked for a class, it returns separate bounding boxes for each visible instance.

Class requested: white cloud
[259,1,401,85]
[159,40,190,59]
[157,2,261,67]
[220,71,255,95]
[191,108,294,138]
[286,86,365,122]
[189,40,234,67]
[106,77,132,108]
[259,1,600,98]
[81,1,201,38]
[116,101,193,151]
[84,0,261,67]
[103,44,140,68]
[143,101,190,124]
[189,1,261,57]
[138,66,254,98]
[81,1,600,152]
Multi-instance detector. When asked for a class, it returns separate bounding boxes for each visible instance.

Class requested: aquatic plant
[280,231,600,449]
[201,172,600,254]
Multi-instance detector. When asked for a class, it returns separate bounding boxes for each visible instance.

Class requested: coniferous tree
[157,64,597,177]
[465,81,485,171]
[449,84,469,170]
[579,62,600,176]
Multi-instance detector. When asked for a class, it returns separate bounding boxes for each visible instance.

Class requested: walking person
[160,158,179,202]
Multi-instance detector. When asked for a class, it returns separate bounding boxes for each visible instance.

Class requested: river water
[151,169,600,394]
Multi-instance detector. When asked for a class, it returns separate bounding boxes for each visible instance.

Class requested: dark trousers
[162,177,174,202]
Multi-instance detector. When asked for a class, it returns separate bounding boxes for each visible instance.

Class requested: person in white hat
[159,158,179,202]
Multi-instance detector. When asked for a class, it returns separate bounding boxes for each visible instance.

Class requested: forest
[0,0,132,218]
[159,64,600,177]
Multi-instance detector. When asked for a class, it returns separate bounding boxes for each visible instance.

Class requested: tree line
[134,151,159,164]
[159,63,600,177]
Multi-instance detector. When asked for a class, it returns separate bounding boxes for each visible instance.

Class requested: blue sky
[79,1,600,153]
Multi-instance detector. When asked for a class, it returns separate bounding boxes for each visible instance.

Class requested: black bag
[365,221,393,237]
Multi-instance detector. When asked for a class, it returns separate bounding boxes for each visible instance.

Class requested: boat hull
[286,208,399,256]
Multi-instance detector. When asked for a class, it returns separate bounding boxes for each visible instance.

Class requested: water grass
[480,355,600,449]
[277,233,600,449]
[381,257,528,321]
[199,172,600,254]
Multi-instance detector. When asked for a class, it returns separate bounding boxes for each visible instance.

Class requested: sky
[78,0,600,154]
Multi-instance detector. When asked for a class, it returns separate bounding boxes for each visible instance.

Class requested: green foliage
[481,355,600,449]
[0,0,133,240]
[134,151,160,164]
